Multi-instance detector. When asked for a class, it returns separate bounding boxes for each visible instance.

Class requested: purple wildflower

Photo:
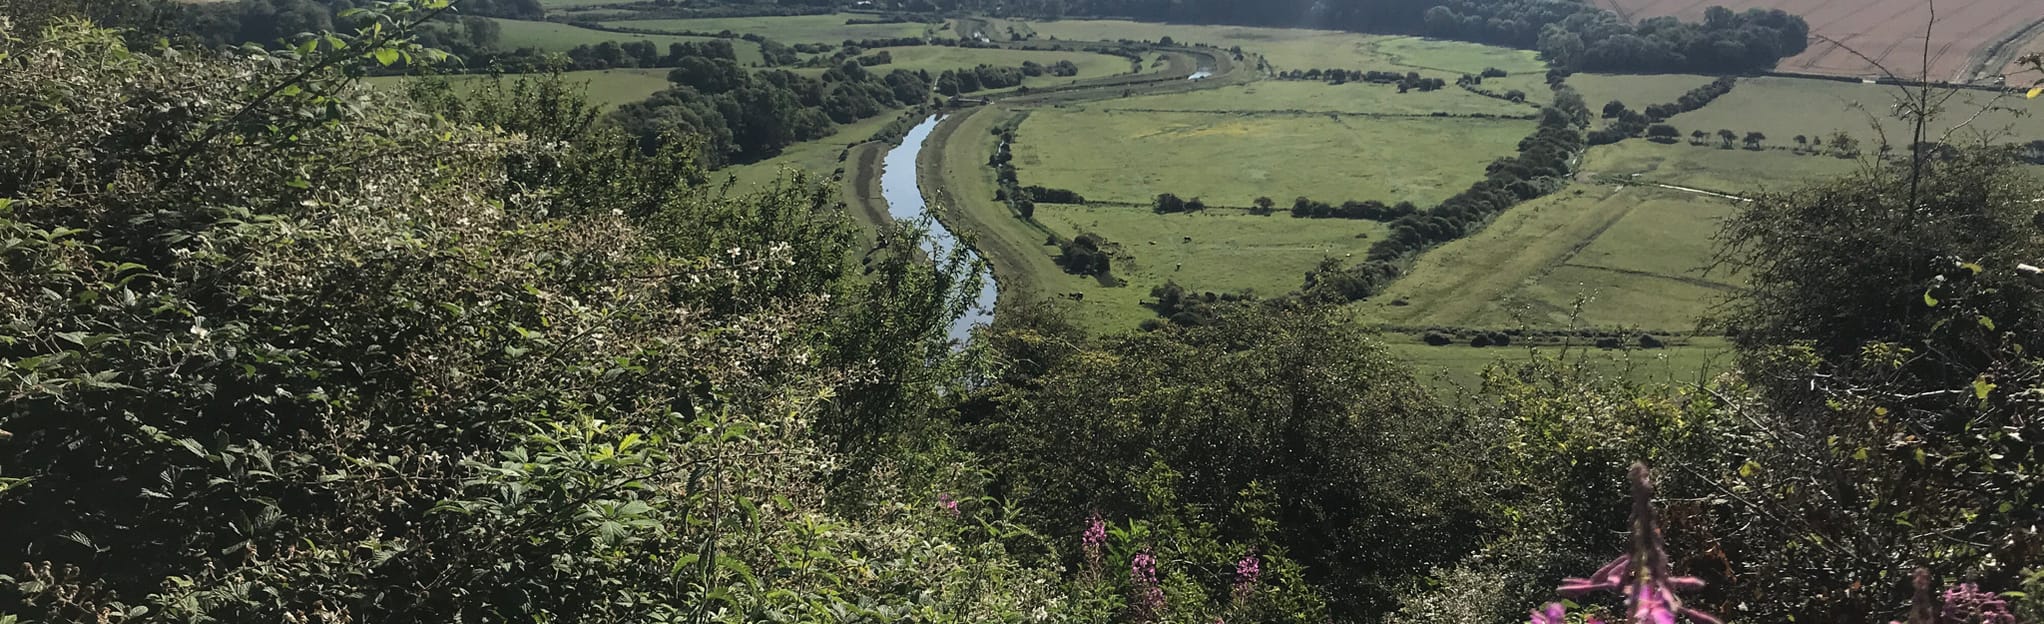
[1233,552,1262,600]
[1083,513,1107,549]
[937,493,960,517]
[1557,463,1721,624]
[1131,550,1165,620]
[1533,602,1567,624]
[1940,582,2019,624]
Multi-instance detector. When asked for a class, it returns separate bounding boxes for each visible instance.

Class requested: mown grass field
[1666,77,2044,148]
[490,18,765,65]
[1096,79,1535,116]
[1358,182,1741,332]
[1033,203,1385,331]
[1011,108,1532,207]
[601,15,937,45]
[788,46,1134,91]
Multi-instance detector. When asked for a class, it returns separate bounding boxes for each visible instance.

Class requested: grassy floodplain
[1358,184,1742,332]
[1011,108,1533,207]
[1579,139,1868,194]
[1566,73,1716,113]
[1033,204,1386,331]
[601,14,938,45]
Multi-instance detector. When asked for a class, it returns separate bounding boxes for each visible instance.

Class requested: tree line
[1278,68,1450,92]
[1589,76,1736,145]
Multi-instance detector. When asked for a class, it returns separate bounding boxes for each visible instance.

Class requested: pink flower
[1940,582,2018,624]
[1550,464,1721,624]
[936,493,959,517]
[1082,513,1107,548]
[1532,602,1567,624]
[1232,552,1262,601]
[1131,550,1165,620]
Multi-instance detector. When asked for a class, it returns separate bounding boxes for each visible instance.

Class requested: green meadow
[1011,108,1532,207]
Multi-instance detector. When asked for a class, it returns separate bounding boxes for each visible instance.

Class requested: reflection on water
[880,115,999,344]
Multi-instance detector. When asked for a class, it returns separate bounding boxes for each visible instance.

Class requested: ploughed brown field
[1595,0,2044,83]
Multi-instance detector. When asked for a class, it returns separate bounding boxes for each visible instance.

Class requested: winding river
[881,115,999,343]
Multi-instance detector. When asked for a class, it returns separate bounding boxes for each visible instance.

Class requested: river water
[880,115,999,344]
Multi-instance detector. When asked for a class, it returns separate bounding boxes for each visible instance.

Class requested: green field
[1097,79,1535,116]
[1358,182,1740,332]
[1580,139,1866,194]
[490,19,767,65]
[365,68,674,109]
[1567,73,1715,117]
[1667,76,2044,148]
[790,46,1133,92]
[1012,108,1532,207]
[1388,338,1734,390]
[602,14,937,45]
[1034,204,1385,331]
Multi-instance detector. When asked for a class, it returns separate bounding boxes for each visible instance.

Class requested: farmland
[1033,204,1386,331]
[1660,76,2044,148]
[600,15,939,45]
[1010,109,1533,207]
[1592,0,2044,83]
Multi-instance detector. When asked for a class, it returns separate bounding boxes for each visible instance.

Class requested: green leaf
[1923,289,1939,307]
[1973,376,1997,400]
[1978,315,1996,331]
[373,48,400,67]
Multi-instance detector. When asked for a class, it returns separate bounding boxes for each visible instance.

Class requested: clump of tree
[937,64,1028,95]
[1022,59,1081,77]
[1056,232,1117,277]
[1153,192,1207,214]
[1144,281,1250,327]
[613,59,931,167]
[1022,185,1087,204]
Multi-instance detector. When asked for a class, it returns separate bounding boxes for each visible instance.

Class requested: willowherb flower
[937,493,960,517]
[1939,582,2019,624]
[1131,550,1165,620]
[1554,463,1720,624]
[1233,552,1262,600]
[1082,513,1108,570]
